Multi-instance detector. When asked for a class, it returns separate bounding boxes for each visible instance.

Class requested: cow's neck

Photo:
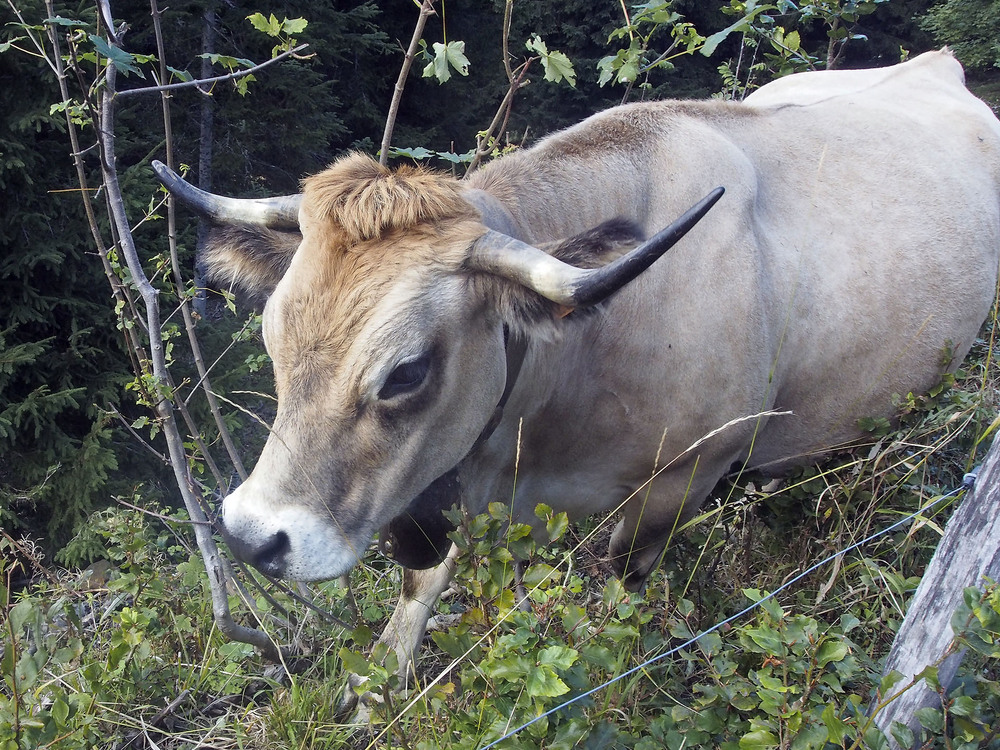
[464,152,650,243]
[468,325,529,454]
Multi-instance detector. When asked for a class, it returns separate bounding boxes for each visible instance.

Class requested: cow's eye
[379,355,431,399]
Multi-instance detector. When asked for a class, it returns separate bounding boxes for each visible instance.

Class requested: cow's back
[742,50,1000,470]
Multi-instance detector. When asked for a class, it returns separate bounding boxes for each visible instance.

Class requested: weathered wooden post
[872,432,1000,746]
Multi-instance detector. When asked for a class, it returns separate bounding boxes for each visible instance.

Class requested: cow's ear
[477,218,646,334]
[541,218,645,270]
[201,225,301,307]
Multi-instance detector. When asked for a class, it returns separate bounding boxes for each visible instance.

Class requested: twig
[114,43,310,98]
[466,1,533,173]
[115,497,213,526]
[380,0,437,165]
[260,574,355,630]
[467,60,531,172]
[5,0,60,76]
[149,688,192,727]
[108,405,169,463]
[43,1,149,375]
[95,14,287,662]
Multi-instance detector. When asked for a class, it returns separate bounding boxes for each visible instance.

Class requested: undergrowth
[3,321,1000,749]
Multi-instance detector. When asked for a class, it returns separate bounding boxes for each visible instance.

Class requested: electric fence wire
[479,467,981,749]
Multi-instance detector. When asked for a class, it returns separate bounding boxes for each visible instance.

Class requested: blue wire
[478,473,975,749]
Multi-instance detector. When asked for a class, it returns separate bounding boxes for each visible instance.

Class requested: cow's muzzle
[222,522,291,578]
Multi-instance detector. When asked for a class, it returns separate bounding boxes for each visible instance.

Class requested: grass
[3,313,1000,749]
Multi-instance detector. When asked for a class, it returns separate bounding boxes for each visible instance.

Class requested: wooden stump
[873,433,1000,746]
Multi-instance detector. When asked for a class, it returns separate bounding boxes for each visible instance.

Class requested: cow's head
[154,154,721,581]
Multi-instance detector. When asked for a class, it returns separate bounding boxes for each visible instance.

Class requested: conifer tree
[0,0,128,558]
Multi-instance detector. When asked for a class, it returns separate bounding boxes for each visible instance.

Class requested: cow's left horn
[152,160,302,230]
[468,187,724,308]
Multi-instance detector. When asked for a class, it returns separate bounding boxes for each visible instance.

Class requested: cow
[155,49,1000,706]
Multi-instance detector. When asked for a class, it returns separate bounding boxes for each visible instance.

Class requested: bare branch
[466,2,532,174]
[98,38,287,662]
[380,0,437,165]
[150,0,248,483]
[114,43,310,99]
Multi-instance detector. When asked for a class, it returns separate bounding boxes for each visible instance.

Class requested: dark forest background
[1,0,997,563]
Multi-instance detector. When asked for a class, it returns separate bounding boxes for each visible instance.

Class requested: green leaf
[815,639,849,667]
[282,18,308,35]
[45,16,88,27]
[526,34,576,87]
[525,33,549,57]
[580,643,617,671]
[435,150,473,164]
[489,655,531,681]
[739,728,779,749]
[889,720,914,749]
[701,5,775,57]
[546,511,569,541]
[51,697,70,725]
[523,563,556,589]
[879,669,904,697]
[338,647,372,676]
[601,621,639,639]
[247,12,281,36]
[821,703,849,744]
[914,706,944,733]
[442,40,470,76]
[950,695,977,718]
[791,723,829,750]
[744,625,783,654]
[0,36,24,53]
[757,674,789,692]
[89,35,143,77]
[839,613,861,633]
[197,53,255,70]
[422,40,469,84]
[538,645,579,671]
[166,66,193,82]
[391,146,435,160]
[526,667,570,697]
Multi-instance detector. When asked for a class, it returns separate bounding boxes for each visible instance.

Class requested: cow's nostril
[254,531,290,578]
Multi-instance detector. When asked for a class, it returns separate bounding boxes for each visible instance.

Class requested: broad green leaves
[88,34,143,77]
[526,35,576,87]
[246,13,309,58]
[702,3,776,57]
[598,2,703,87]
[419,34,575,89]
[421,40,470,84]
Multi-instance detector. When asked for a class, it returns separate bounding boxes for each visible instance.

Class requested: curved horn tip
[565,185,727,308]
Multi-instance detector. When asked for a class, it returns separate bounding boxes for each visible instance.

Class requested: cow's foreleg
[609,462,725,591]
[609,516,671,592]
[340,543,459,716]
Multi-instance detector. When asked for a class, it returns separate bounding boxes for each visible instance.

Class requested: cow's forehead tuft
[302,153,478,244]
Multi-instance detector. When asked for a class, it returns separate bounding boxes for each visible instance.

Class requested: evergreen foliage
[920,0,1000,72]
[0,0,130,559]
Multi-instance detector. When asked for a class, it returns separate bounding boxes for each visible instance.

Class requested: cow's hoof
[336,674,364,721]
[336,673,385,723]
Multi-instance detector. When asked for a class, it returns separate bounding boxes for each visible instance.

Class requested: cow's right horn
[152,161,302,230]
[468,187,724,308]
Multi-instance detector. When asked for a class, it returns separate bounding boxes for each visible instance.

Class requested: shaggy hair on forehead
[302,153,478,244]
